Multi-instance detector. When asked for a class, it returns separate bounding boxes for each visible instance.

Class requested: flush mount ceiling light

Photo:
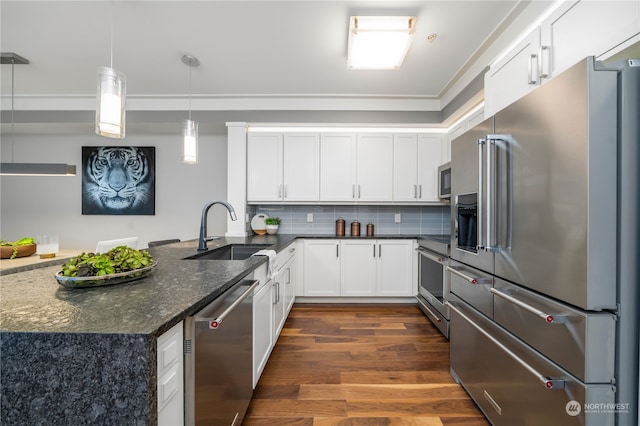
[181,54,199,164]
[347,16,417,70]
[0,52,76,176]
[95,1,126,138]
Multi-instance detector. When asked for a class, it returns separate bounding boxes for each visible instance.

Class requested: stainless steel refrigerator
[448,56,639,425]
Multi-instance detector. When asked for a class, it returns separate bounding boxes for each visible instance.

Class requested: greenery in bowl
[59,245,154,277]
[265,217,281,225]
[0,237,36,259]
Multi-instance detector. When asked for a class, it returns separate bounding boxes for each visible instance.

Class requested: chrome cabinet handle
[538,46,549,79]
[527,53,538,85]
[284,184,288,198]
[373,244,376,257]
[336,244,339,258]
[289,247,295,253]
[201,280,260,329]
[378,244,381,257]
[446,265,490,285]
[278,184,282,198]
[490,288,566,324]
[358,184,361,199]
[416,297,441,323]
[447,302,565,390]
[414,185,417,199]
[352,184,356,199]
[418,185,422,199]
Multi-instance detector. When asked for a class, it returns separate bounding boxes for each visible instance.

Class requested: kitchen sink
[184,244,272,261]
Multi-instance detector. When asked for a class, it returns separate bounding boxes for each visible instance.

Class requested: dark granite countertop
[0,234,297,336]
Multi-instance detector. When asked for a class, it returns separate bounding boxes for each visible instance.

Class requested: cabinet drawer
[416,295,449,338]
[277,242,296,267]
[449,295,614,426]
[448,260,493,318]
[493,279,615,384]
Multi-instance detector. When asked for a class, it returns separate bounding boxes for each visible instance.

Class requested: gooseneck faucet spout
[198,201,237,251]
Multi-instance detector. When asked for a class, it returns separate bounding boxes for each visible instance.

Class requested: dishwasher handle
[199,279,260,329]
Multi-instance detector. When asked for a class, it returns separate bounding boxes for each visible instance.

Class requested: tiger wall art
[82,146,155,215]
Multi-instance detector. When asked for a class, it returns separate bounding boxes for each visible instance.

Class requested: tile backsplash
[247,204,451,235]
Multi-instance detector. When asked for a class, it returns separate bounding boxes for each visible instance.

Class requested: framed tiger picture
[81,146,156,215]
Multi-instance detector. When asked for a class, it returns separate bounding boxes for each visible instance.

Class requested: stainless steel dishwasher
[184,277,260,426]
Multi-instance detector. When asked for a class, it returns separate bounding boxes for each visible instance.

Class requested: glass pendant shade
[182,119,198,164]
[96,66,126,138]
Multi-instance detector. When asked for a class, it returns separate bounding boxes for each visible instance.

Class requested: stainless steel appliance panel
[493,279,616,384]
[449,295,615,426]
[448,259,493,318]
[450,117,495,273]
[416,295,449,338]
[185,279,258,426]
[417,246,448,317]
[491,57,618,310]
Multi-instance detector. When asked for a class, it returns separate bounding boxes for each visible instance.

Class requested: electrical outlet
[307,213,313,222]
[394,213,401,223]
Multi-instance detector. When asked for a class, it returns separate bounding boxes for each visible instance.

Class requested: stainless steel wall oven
[416,237,450,338]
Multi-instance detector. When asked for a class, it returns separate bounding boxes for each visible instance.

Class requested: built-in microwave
[438,162,451,200]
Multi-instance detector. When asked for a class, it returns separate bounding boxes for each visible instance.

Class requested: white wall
[0,126,228,250]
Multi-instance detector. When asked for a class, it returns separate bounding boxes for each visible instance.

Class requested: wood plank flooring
[244,304,489,426]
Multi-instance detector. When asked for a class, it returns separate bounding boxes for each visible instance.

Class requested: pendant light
[95,0,126,138]
[181,54,199,164]
[0,52,76,176]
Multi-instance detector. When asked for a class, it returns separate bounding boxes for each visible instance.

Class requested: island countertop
[0,234,298,336]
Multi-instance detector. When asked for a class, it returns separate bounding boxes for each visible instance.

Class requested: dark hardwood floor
[244,304,489,425]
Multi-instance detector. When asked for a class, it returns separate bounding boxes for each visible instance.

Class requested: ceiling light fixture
[0,52,76,176]
[347,16,417,70]
[181,54,199,164]
[95,0,126,138]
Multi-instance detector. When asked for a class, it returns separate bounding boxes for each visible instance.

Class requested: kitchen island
[0,235,296,426]
[0,233,441,425]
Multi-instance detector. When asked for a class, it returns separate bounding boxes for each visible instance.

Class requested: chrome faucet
[198,201,238,251]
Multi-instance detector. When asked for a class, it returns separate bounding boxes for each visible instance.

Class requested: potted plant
[265,217,281,235]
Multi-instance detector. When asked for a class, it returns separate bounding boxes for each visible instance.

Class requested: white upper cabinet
[485,0,640,117]
[247,133,283,202]
[540,0,640,79]
[320,133,357,201]
[394,134,443,202]
[283,134,320,201]
[247,133,320,202]
[356,134,394,201]
[484,28,541,117]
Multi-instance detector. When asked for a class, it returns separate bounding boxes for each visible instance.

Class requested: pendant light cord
[110,0,114,69]
[10,57,15,163]
[188,61,192,121]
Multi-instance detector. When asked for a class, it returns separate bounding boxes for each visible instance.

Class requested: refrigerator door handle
[447,301,565,390]
[485,136,497,252]
[477,138,485,251]
[490,288,567,324]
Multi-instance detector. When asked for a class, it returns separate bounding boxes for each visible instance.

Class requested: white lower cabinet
[253,273,273,388]
[157,321,184,426]
[253,246,297,388]
[303,240,341,296]
[303,239,415,297]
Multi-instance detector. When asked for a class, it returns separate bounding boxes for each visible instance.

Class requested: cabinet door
[320,134,356,201]
[247,133,283,201]
[303,240,341,296]
[340,240,376,296]
[356,133,394,201]
[416,135,443,202]
[283,256,296,314]
[272,273,286,338]
[253,280,273,388]
[157,321,184,426]
[393,134,419,202]
[283,134,320,201]
[376,240,414,296]
[484,28,541,116]
[541,0,640,80]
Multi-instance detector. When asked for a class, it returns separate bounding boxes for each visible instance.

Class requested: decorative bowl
[0,243,37,259]
[55,261,158,289]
